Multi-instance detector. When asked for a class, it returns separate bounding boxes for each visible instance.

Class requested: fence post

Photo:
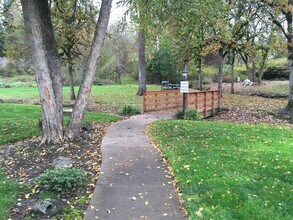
[212,91,215,115]
[165,92,169,110]
[218,90,221,112]
[195,92,198,110]
[204,92,207,117]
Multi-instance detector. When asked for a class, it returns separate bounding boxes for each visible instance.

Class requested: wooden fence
[143,90,221,117]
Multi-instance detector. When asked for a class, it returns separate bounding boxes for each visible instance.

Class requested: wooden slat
[143,89,221,116]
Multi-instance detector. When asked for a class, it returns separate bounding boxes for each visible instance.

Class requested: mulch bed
[0,122,111,219]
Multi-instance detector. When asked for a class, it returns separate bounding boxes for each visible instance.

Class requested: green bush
[175,109,185,119]
[37,168,88,193]
[175,109,200,120]
[146,49,181,84]
[118,105,141,116]
[184,109,200,120]
[263,66,289,80]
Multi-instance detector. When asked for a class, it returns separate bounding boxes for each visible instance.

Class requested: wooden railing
[143,90,182,112]
[143,90,221,117]
[186,90,221,117]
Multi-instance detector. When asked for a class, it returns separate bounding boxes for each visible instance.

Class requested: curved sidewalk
[84,113,186,220]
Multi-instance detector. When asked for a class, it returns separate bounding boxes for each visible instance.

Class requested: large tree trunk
[137,29,147,96]
[231,53,235,94]
[21,0,63,144]
[68,60,76,100]
[286,39,293,111]
[218,48,224,96]
[65,0,112,140]
[286,5,293,111]
[252,61,256,82]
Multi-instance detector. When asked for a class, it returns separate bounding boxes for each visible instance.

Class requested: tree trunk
[218,48,224,96]
[65,0,112,140]
[21,0,63,144]
[286,38,293,111]
[198,56,203,91]
[258,48,269,83]
[231,53,235,94]
[137,29,147,96]
[68,61,76,100]
[286,5,293,112]
[252,61,256,82]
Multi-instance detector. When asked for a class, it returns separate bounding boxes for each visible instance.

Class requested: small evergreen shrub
[175,109,200,120]
[37,168,88,193]
[118,105,141,116]
[184,109,200,120]
[175,109,185,119]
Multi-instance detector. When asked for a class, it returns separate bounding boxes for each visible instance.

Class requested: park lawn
[0,84,160,108]
[149,120,293,219]
[0,103,120,219]
[0,103,119,145]
[0,170,20,220]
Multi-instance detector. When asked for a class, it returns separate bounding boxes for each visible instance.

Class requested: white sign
[180,81,189,93]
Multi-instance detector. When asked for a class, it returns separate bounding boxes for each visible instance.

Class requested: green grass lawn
[0,84,160,109]
[149,120,293,219]
[0,170,20,220]
[0,103,120,219]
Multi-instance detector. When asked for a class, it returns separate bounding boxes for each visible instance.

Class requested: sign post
[181,64,188,114]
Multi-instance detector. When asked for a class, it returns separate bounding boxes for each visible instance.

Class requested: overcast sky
[109,0,127,24]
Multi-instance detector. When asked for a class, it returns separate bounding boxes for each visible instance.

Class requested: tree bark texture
[68,61,76,100]
[198,56,203,91]
[231,53,235,94]
[218,48,224,96]
[286,40,293,111]
[21,0,63,144]
[137,29,147,96]
[286,3,293,111]
[65,0,112,140]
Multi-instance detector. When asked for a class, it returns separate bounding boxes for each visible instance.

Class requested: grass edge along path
[148,120,293,220]
[0,103,120,219]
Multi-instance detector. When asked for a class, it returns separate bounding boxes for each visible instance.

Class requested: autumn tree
[120,0,160,95]
[259,0,293,111]
[21,0,112,144]
[51,0,97,100]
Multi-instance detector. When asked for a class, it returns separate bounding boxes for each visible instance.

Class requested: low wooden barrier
[186,90,221,117]
[143,90,221,117]
[143,90,182,112]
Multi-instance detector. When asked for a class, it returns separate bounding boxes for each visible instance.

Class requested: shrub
[184,109,200,120]
[263,66,289,80]
[175,109,200,120]
[175,109,185,119]
[37,168,88,193]
[146,49,181,84]
[118,105,141,116]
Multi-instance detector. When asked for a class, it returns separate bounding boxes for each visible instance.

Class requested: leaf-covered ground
[0,123,111,219]
[0,104,120,219]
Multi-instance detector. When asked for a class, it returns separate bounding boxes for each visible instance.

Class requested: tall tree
[21,0,112,143]
[21,0,63,144]
[120,0,158,95]
[137,28,146,95]
[260,0,293,111]
[65,0,112,139]
[51,0,97,100]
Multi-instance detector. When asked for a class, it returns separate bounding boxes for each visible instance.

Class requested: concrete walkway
[84,113,186,220]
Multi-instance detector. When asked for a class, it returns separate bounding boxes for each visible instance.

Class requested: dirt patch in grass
[208,106,293,128]
[0,123,110,219]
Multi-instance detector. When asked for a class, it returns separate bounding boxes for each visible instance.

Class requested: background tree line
[0,0,292,143]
